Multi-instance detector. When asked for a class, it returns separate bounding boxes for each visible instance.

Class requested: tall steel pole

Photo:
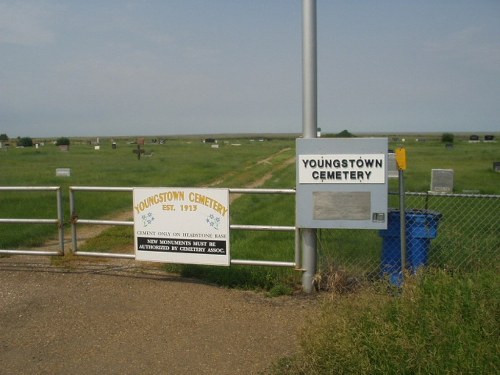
[301,0,318,293]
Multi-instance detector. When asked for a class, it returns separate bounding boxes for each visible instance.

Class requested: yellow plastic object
[395,147,407,170]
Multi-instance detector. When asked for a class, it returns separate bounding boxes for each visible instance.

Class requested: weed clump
[267,269,499,374]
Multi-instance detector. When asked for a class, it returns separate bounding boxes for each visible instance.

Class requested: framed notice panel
[133,187,230,266]
[296,138,388,229]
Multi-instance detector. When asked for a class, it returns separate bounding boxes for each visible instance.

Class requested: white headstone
[387,152,398,178]
[56,168,71,177]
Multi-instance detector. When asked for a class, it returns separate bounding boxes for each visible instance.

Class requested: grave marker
[387,152,398,178]
[485,135,495,142]
[430,169,454,193]
[133,144,145,160]
[469,135,480,143]
[56,168,71,177]
[494,162,500,173]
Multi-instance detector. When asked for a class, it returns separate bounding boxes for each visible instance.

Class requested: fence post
[56,187,66,255]
[69,187,77,254]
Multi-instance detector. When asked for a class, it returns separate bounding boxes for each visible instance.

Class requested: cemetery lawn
[1,133,499,373]
[1,134,499,293]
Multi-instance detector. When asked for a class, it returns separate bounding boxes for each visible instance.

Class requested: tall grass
[266,268,499,374]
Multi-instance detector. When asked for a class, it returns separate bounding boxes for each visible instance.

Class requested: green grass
[1,135,499,291]
[266,268,499,374]
[2,134,499,371]
[0,137,294,248]
[392,139,500,194]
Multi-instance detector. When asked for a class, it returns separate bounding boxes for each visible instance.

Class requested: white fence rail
[0,186,64,256]
[68,186,299,268]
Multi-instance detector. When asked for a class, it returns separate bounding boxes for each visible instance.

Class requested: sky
[1,0,499,138]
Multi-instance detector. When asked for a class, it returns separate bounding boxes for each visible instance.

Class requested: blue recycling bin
[379,209,442,285]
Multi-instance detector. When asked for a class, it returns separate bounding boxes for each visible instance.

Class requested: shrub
[336,129,355,138]
[17,137,33,147]
[268,269,499,374]
[55,137,70,146]
[441,132,454,143]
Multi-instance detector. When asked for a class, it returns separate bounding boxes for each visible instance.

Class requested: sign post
[301,0,318,293]
[396,147,407,278]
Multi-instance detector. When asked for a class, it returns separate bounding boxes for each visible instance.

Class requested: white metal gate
[0,186,64,256]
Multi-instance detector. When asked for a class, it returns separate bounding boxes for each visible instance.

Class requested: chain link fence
[316,192,500,288]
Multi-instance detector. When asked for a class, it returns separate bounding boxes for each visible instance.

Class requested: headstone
[462,189,480,194]
[133,144,145,159]
[112,142,117,149]
[469,135,480,143]
[493,162,500,173]
[387,152,398,178]
[211,144,219,149]
[484,135,495,142]
[94,145,100,150]
[56,168,71,177]
[430,169,454,193]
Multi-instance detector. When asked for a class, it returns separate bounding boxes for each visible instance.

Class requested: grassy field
[1,134,498,264]
[2,133,499,372]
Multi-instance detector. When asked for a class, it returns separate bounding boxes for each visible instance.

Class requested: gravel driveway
[0,257,317,375]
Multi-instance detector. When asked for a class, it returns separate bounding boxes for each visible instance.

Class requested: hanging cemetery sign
[133,187,230,266]
[296,138,388,230]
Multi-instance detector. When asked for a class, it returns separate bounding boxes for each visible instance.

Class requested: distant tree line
[0,134,72,147]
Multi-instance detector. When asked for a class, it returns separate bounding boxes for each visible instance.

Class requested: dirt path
[1,149,318,374]
[0,257,317,374]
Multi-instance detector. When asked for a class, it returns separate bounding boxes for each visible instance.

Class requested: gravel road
[0,257,317,375]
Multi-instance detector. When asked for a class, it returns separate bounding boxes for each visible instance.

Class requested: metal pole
[301,0,318,293]
[399,169,406,282]
[69,188,77,254]
[56,188,65,256]
[303,0,317,139]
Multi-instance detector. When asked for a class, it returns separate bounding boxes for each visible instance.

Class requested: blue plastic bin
[379,209,442,285]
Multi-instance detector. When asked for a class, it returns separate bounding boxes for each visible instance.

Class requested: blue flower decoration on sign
[142,212,155,227]
[206,214,221,230]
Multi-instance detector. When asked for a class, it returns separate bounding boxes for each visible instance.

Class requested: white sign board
[133,187,230,266]
[298,154,385,184]
[296,138,388,229]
